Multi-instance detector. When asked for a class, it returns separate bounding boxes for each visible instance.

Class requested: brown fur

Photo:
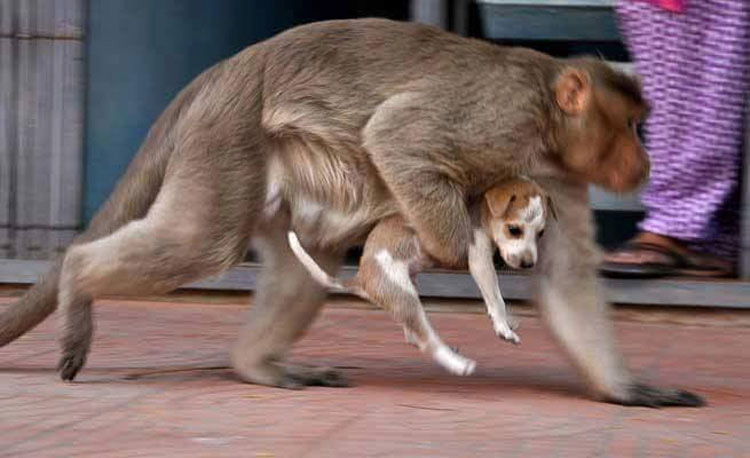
[0,19,701,406]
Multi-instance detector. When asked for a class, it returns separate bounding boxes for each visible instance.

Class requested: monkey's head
[552,59,650,193]
[482,177,553,270]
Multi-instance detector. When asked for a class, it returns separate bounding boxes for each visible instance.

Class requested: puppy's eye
[508,225,523,237]
[538,229,545,239]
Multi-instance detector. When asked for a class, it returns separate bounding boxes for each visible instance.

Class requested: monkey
[0,18,702,406]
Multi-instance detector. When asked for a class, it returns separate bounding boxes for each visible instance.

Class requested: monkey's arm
[467,229,519,343]
[533,178,704,407]
[363,93,472,267]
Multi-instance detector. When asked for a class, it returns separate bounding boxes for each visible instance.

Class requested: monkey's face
[484,180,549,270]
[555,67,651,193]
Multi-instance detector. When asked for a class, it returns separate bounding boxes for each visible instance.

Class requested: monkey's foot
[57,346,89,381]
[282,364,352,388]
[57,328,92,382]
[234,361,351,389]
[609,384,705,408]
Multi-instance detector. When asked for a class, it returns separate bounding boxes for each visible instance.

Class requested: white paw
[494,321,521,344]
[433,345,476,376]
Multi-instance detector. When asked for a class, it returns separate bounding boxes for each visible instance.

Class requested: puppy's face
[483,178,552,270]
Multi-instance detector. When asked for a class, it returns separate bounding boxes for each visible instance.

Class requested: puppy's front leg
[468,229,520,344]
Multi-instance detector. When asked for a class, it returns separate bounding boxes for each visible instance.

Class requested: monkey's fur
[0,19,702,406]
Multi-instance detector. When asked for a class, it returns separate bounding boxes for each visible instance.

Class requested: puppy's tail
[287,231,365,297]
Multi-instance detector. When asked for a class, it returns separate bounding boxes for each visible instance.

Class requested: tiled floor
[1,297,748,457]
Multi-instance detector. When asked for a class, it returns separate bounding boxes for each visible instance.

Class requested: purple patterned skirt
[615,0,750,260]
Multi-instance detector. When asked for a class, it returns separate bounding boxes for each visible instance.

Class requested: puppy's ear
[555,68,591,115]
[484,188,515,218]
[546,196,558,221]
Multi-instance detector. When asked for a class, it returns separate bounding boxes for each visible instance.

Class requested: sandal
[600,241,733,279]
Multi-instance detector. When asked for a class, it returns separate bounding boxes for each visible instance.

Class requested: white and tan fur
[288,178,552,375]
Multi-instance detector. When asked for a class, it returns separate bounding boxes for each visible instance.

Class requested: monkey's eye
[508,225,523,237]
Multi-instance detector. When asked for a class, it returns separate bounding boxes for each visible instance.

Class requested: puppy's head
[482,178,554,270]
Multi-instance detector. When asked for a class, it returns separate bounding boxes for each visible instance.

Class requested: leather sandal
[600,241,733,279]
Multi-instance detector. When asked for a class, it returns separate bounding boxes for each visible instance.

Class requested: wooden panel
[3,260,749,308]
[589,186,644,211]
[13,39,83,259]
[476,2,620,42]
[410,0,448,28]
[0,0,84,260]
[0,37,13,258]
[3,0,84,38]
[0,0,15,35]
[740,94,750,279]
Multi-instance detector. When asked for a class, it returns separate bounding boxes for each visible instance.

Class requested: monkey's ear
[485,189,514,218]
[546,196,558,221]
[555,68,591,115]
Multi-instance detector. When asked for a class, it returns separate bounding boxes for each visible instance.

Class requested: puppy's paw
[433,346,476,376]
[494,322,521,345]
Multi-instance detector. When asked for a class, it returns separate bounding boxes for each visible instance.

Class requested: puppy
[287,177,553,375]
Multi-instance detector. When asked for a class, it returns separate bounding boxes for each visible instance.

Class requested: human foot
[601,232,733,278]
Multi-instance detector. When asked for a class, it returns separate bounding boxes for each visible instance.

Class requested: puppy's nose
[520,260,535,269]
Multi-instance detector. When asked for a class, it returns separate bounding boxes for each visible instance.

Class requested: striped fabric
[637,0,686,13]
[615,0,750,260]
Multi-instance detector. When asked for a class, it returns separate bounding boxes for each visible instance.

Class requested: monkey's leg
[360,251,476,376]
[232,219,347,389]
[534,178,704,407]
[57,148,265,381]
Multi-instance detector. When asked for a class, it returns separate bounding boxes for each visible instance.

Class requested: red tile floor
[1,295,749,457]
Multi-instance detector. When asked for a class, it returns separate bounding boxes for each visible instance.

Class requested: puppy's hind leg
[365,250,476,376]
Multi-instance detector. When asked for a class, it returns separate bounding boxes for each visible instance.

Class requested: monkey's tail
[287,231,366,298]
[0,62,224,347]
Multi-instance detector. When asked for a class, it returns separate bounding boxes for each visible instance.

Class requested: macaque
[0,19,700,406]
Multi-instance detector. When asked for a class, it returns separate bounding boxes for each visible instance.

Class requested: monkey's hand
[382,170,471,267]
[608,384,705,408]
[364,93,472,267]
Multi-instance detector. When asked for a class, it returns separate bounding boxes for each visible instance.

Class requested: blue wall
[84,0,406,221]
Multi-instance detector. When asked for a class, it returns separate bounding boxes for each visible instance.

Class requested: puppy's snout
[520,259,534,269]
